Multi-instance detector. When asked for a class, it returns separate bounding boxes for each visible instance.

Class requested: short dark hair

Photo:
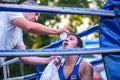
[70,34,83,48]
[22,0,38,6]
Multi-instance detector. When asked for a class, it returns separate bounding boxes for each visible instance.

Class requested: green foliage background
[1,0,106,79]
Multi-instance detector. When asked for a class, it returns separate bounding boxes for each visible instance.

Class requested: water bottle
[60,32,67,40]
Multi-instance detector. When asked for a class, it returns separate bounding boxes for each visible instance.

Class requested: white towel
[39,59,60,80]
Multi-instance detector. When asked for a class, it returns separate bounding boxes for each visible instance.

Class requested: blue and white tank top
[58,56,82,80]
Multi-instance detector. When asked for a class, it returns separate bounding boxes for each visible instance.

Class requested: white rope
[0,48,120,57]
[0,57,19,67]
[4,72,42,80]
[0,3,119,17]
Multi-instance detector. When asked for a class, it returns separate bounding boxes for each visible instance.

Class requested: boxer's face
[62,35,78,48]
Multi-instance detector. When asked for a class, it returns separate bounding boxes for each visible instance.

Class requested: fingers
[67,27,71,32]
[63,27,71,38]
[64,27,71,35]
[58,27,71,35]
[49,56,56,61]
[54,57,62,66]
[49,56,62,66]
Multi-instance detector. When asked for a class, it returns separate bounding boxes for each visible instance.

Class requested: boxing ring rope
[5,72,42,80]
[0,57,19,67]
[0,48,120,57]
[0,4,120,17]
[43,24,98,48]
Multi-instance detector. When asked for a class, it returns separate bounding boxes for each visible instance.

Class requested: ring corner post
[99,0,120,80]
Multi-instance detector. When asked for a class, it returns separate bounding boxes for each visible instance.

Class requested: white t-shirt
[0,12,25,49]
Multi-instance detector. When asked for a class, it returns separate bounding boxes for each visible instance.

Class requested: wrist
[47,58,50,63]
[53,29,59,35]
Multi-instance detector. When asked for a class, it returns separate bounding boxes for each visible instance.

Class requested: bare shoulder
[80,60,93,67]
[78,60,94,80]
